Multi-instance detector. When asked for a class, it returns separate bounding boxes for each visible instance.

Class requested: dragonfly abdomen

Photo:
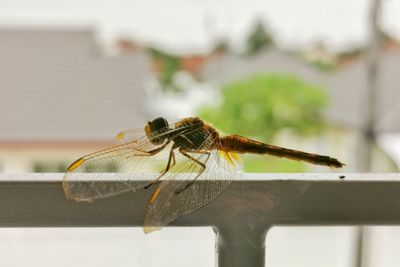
[219,134,344,168]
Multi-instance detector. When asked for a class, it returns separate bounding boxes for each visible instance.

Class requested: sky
[0,0,399,53]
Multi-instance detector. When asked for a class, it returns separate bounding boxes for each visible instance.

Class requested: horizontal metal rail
[1,173,400,267]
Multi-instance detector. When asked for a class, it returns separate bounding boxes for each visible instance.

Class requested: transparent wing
[63,141,172,202]
[143,133,242,232]
[63,123,197,202]
[115,119,184,145]
[115,128,147,145]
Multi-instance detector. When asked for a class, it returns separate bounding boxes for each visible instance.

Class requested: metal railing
[1,173,400,267]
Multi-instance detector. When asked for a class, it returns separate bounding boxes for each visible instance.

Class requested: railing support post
[215,224,270,267]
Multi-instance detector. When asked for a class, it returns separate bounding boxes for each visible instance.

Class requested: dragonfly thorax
[145,117,170,145]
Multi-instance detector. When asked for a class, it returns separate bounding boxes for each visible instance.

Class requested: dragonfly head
[145,117,170,145]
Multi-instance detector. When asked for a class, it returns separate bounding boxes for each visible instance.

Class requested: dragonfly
[63,117,344,232]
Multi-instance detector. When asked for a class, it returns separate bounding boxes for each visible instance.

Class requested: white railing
[1,173,400,267]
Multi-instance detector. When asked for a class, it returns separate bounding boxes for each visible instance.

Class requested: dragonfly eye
[145,117,170,145]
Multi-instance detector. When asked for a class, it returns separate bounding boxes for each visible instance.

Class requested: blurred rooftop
[1,27,400,144]
[202,47,400,133]
[0,28,151,141]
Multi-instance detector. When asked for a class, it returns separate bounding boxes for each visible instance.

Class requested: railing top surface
[2,172,400,182]
[1,173,400,228]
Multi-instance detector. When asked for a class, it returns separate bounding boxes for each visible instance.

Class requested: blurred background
[0,0,400,266]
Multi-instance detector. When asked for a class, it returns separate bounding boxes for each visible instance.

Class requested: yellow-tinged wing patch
[229,152,240,161]
[149,187,161,205]
[115,131,125,141]
[143,226,161,234]
[219,151,234,166]
[67,158,85,172]
[218,151,241,167]
[144,188,163,233]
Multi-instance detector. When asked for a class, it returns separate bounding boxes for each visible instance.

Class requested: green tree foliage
[245,20,274,56]
[148,48,182,92]
[199,73,328,141]
[198,73,328,172]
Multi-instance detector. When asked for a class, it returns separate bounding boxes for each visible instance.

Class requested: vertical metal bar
[215,225,269,267]
[357,0,382,171]
[357,1,382,169]
[354,227,365,267]
[355,1,383,267]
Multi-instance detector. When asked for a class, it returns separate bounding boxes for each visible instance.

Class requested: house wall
[0,142,112,172]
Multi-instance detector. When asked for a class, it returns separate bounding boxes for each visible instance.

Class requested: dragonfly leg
[171,150,176,167]
[144,144,177,190]
[175,149,211,194]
